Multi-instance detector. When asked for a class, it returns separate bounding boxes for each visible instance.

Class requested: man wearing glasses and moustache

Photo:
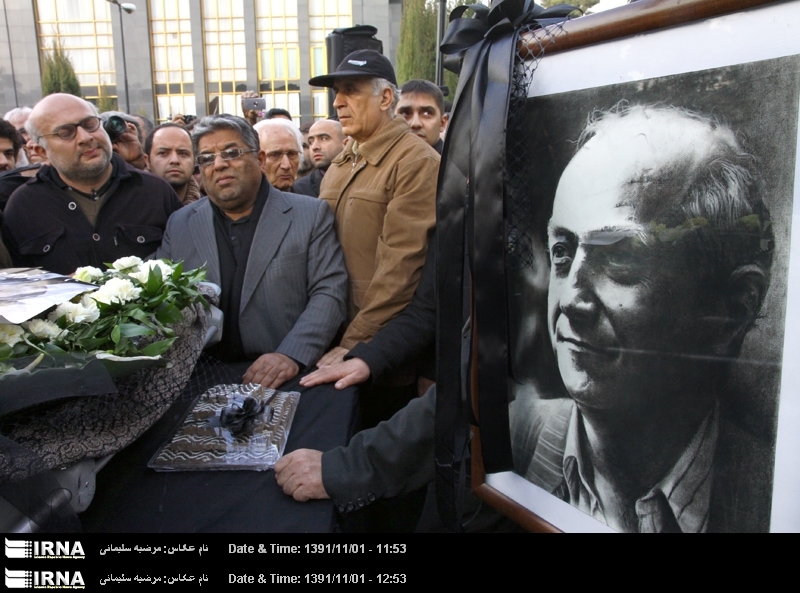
[157,114,347,389]
[2,93,181,275]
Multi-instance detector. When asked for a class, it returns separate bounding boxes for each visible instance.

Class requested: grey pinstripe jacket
[156,178,347,367]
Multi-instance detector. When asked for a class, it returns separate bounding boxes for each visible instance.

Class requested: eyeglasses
[196,147,258,167]
[265,150,300,162]
[39,116,102,141]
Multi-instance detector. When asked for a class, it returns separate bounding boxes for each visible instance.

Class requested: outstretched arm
[300,357,371,390]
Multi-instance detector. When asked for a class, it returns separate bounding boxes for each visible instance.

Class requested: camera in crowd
[103,115,128,142]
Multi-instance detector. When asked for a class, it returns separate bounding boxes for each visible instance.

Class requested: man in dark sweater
[2,94,181,274]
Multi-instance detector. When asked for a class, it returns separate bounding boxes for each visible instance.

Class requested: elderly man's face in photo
[546,114,722,412]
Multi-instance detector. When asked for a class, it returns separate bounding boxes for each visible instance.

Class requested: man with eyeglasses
[156,114,347,389]
[252,119,304,192]
[1,93,181,275]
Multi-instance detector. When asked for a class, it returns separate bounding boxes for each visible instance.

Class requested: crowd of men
[0,50,451,529]
[1,48,773,533]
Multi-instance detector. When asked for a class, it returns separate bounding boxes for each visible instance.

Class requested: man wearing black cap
[309,49,440,426]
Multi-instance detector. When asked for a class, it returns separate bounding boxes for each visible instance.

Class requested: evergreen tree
[41,39,82,97]
[396,0,470,103]
[540,0,599,15]
[397,0,438,84]
[96,86,117,113]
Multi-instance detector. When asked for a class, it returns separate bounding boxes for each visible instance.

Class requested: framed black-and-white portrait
[472,0,800,532]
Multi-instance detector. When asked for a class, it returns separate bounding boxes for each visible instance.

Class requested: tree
[41,39,81,97]
[540,0,599,15]
[396,0,438,84]
[96,86,117,113]
[396,1,469,102]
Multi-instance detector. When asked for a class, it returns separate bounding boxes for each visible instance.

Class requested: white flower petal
[73,266,104,283]
[0,324,25,347]
[23,319,64,340]
[111,256,144,272]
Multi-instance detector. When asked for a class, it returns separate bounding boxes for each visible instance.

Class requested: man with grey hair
[156,114,347,389]
[253,118,304,192]
[511,103,775,532]
[309,49,439,426]
[2,93,181,274]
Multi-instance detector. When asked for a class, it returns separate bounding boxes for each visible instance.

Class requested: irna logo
[5,569,85,589]
[5,539,85,560]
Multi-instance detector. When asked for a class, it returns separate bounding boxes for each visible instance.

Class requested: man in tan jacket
[309,50,439,426]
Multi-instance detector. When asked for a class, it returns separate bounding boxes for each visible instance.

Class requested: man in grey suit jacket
[157,114,347,388]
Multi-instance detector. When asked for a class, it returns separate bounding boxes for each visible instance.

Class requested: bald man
[2,93,181,274]
[511,104,775,533]
[293,119,345,198]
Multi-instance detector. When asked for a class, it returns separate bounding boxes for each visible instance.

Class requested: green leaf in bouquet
[171,261,184,281]
[128,307,154,325]
[146,264,164,295]
[0,342,14,361]
[73,317,115,340]
[111,324,121,345]
[155,303,184,325]
[92,299,118,313]
[74,336,108,351]
[145,292,170,307]
[42,342,67,355]
[118,323,156,338]
[139,337,177,357]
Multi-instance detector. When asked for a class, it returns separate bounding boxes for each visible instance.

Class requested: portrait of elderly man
[156,114,347,389]
[510,104,776,533]
[253,118,304,192]
[2,93,181,275]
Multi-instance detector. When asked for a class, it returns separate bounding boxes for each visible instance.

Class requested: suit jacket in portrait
[509,396,773,533]
[156,179,348,367]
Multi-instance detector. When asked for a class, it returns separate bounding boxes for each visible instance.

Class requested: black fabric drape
[434,0,578,530]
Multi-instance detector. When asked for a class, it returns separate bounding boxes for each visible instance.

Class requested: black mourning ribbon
[434,0,578,530]
[219,396,273,437]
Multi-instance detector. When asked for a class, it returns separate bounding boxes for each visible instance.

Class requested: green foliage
[41,39,81,97]
[397,0,438,84]
[396,0,471,101]
[96,86,117,113]
[0,258,207,368]
[539,0,600,15]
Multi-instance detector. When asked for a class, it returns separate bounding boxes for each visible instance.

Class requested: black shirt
[206,183,269,362]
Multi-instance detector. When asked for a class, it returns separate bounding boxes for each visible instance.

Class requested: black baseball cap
[308,49,397,88]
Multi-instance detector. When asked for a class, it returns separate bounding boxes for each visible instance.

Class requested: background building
[0,0,403,124]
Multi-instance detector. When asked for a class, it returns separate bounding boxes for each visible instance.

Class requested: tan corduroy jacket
[320,117,439,351]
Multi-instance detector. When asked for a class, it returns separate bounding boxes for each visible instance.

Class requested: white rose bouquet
[0,257,206,371]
